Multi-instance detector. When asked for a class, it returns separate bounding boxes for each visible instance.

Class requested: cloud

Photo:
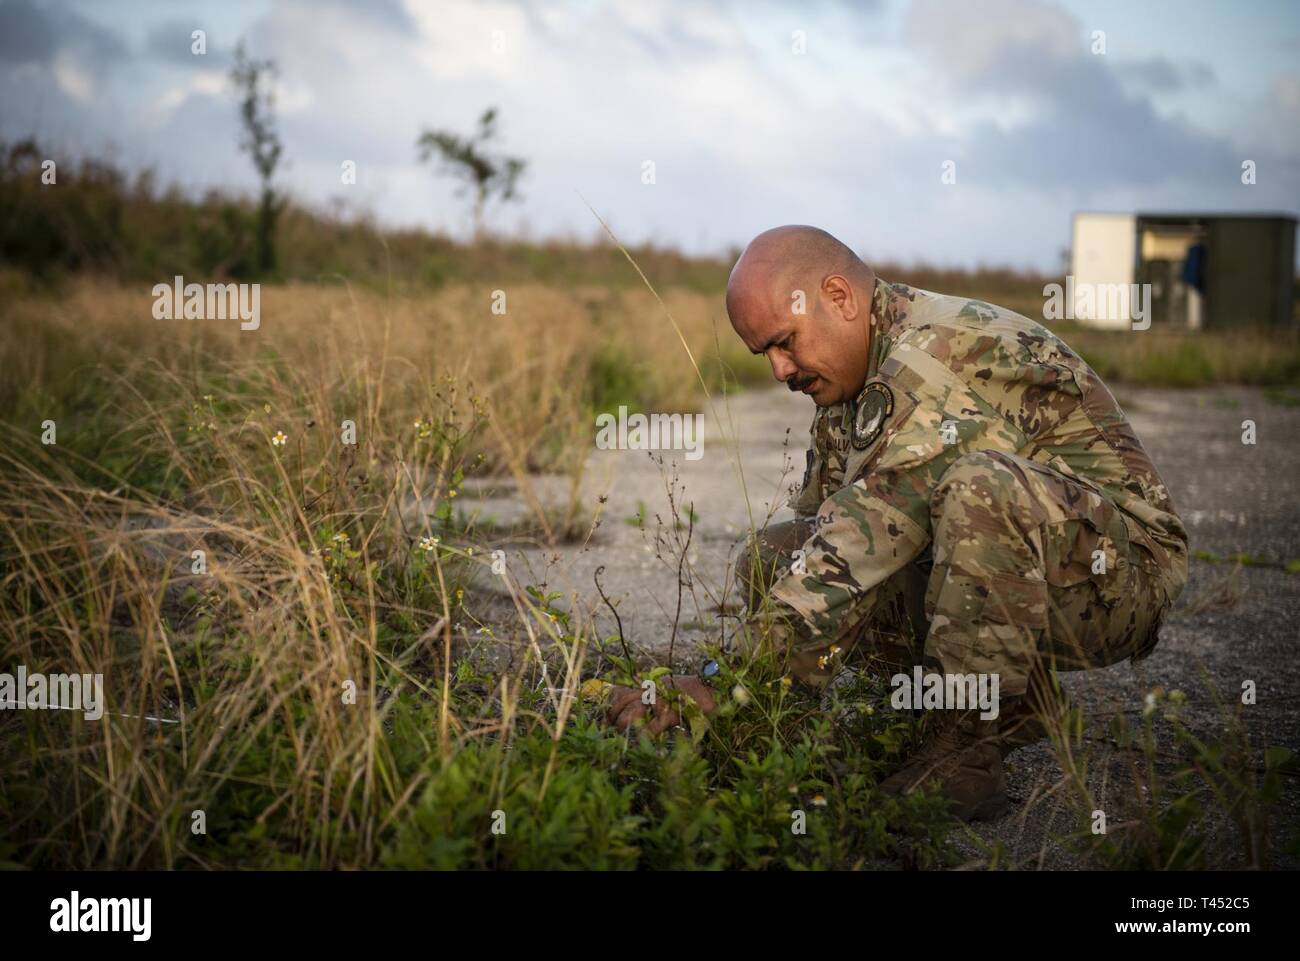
[1270,73,1300,112]
[0,0,128,110]
[0,0,56,63]
[1239,72,1300,157]
[0,0,1293,271]
[146,20,232,67]
[348,0,417,35]
[0,0,124,68]
[906,0,1080,89]
[901,0,1238,189]
[1115,56,1216,93]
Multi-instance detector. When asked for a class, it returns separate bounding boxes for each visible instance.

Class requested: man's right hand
[604,674,718,735]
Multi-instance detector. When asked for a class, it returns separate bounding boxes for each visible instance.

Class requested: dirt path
[464,382,1300,868]
[464,385,814,659]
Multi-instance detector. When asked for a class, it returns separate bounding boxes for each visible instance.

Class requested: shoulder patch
[852,382,893,450]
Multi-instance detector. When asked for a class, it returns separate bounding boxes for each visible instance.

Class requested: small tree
[417,108,525,239]
[231,42,283,275]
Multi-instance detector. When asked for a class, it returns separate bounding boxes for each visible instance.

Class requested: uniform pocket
[983,571,1050,630]
[930,570,1049,631]
[1041,508,1130,603]
[1119,513,1170,576]
[1040,511,1149,668]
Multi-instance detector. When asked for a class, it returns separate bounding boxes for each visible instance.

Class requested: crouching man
[605,225,1186,821]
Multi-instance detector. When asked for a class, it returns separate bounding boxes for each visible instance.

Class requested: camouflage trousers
[737,450,1174,698]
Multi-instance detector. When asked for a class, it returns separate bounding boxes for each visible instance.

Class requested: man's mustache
[787,374,816,392]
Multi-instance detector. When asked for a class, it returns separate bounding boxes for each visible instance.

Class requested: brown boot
[996,697,1049,757]
[879,713,1009,821]
[996,673,1076,758]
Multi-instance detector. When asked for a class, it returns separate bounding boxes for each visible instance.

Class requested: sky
[2,0,1297,270]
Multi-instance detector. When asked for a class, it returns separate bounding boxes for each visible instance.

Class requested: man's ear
[824,275,857,321]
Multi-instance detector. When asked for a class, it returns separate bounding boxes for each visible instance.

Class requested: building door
[1138,226,1206,328]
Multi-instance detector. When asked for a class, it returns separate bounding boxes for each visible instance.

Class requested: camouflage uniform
[739,278,1187,700]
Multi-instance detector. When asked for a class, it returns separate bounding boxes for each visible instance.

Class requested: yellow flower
[580,678,613,702]
[811,794,828,808]
[448,489,458,498]
[271,431,287,447]
[263,403,271,413]
[817,644,844,670]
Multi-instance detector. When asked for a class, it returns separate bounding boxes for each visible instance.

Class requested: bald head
[726,226,877,407]
[727,226,865,315]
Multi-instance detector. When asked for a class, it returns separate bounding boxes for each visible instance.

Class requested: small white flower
[271,431,287,447]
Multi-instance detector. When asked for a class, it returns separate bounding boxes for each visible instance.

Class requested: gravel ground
[460,382,1299,869]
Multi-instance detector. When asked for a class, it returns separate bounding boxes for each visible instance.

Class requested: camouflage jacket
[756,277,1188,672]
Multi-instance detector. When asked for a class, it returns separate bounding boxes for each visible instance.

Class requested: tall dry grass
[0,276,782,868]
